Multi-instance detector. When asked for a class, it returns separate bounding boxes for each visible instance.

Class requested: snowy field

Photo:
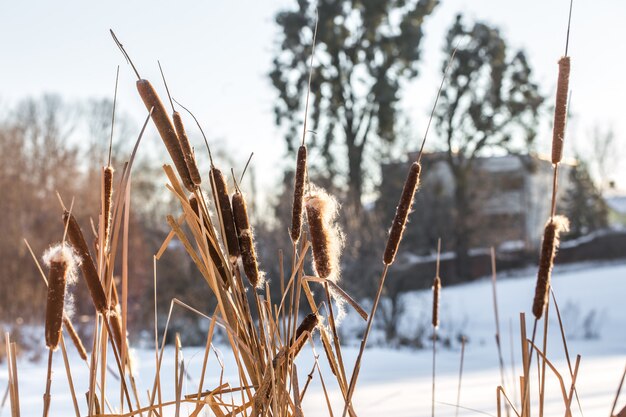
[2,261,625,416]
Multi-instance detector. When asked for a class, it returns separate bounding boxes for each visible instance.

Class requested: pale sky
[2,0,625,194]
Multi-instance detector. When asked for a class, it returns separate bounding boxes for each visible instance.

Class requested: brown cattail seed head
[432,275,441,328]
[136,79,194,192]
[232,192,262,288]
[189,195,229,285]
[173,111,202,186]
[63,211,108,314]
[551,57,571,164]
[532,215,569,319]
[63,316,87,361]
[292,313,319,358]
[291,145,307,242]
[108,305,125,351]
[210,168,240,260]
[103,166,114,247]
[383,162,421,265]
[305,188,343,281]
[43,245,79,350]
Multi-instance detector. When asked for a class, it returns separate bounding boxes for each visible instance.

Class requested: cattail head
[210,167,240,261]
[384,162,421,265]
[532,215,569,319]
[551,57,571,165]
[232,192,263,288]
[43,244,79,350]
[304,186,344,281]
[63,210,108,314]
[173,111,202,186]
[103,166,114,248]
[108,304,125,352]
[136,79,195,192]
[291,145,307,243]
[432,275,441,328]
[292,313,319,358]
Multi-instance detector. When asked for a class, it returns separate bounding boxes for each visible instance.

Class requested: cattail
[189,195,229,284]
[291,145,307,242]
[63,211,108,314]
[103,166,114,246]
[62,316,87,361]
[383,162,422,265]
[210,168,240,260]
[292,313,319,358]
[305,187,343,280]
[432,275,441,328]
[232,192,262,288]
[43,245,79,350]
[532,215,569,319]
[136,79,195,192]
[551,57,571,164]
[108,305,125,351]
[173,111,202,186]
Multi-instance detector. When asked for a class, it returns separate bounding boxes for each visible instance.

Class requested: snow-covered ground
[2,261,625,416]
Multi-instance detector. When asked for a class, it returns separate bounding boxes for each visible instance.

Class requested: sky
[1,0,625,195]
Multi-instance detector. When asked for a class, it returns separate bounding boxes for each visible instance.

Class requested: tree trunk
[346,136,364,213]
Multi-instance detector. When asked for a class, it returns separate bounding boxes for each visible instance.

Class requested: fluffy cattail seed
[232,192,262,288]
[305,188,343,280]
[432,275,441,328]
[532,215,570,319]
[63,211,108,314]
[210,168,240,260]
[43,245,79,350]
[136,79,194,192]
[189,195,229,284]
[173,111,202,186]
[551,57,571,164]
[62,316,87,361]
[383,162,421,265]
[103,166,114,246]
[291,146,307,243]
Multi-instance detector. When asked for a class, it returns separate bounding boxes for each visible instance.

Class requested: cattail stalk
[136,79,195,192]
[63,211,108,314]
[103,166,114,247]
[62,316,87,361]
[173,112,202,186]
[383,162,421,265]
[291,146,307,243]
[210,168,240,260]
[551,57,571,165]
[532,215,569,319]
[232,192,261,288]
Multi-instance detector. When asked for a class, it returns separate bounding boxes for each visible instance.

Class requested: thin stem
[109,30,141,80]
[240,152,254,184]
[564,0,574,56]
[108,65,119,167]
[455,337,466,417]
[432,326,437,417]
[172,98,214,167]
[157,61,176,114]
[301,9,319,147]
[42,349,53,417]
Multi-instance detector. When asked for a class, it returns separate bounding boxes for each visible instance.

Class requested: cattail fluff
[290,145,307,243]
[43,245,79,350]
[551,57,571,164]
[63,211,108,314]
[232,192,262,288]
[136,79,195,192]
[189,194,228,284]
[103,166,114,247]
[62,316,87,361]
[532,215,569,319]
[210,168,240,260]
[383,162,421,265]
[173,111,202,186]
[432,275,441,328]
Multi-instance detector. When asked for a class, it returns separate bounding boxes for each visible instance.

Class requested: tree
[562,161,608,238]
[270,0,438,210]
[434,14,544,276]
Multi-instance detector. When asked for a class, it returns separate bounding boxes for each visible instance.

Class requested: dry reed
[63,210,108,314]
[383,162,421,265]
[532,215,569,320]
[232,191,262,288]
[551,57,570,164]
[291,146,307,243]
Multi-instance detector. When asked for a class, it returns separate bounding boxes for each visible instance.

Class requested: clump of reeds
[43,244,79,350]
[532,215,569,319]
[383,162,421,265]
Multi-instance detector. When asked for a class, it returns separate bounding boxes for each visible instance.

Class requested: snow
[2,261,625,416]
